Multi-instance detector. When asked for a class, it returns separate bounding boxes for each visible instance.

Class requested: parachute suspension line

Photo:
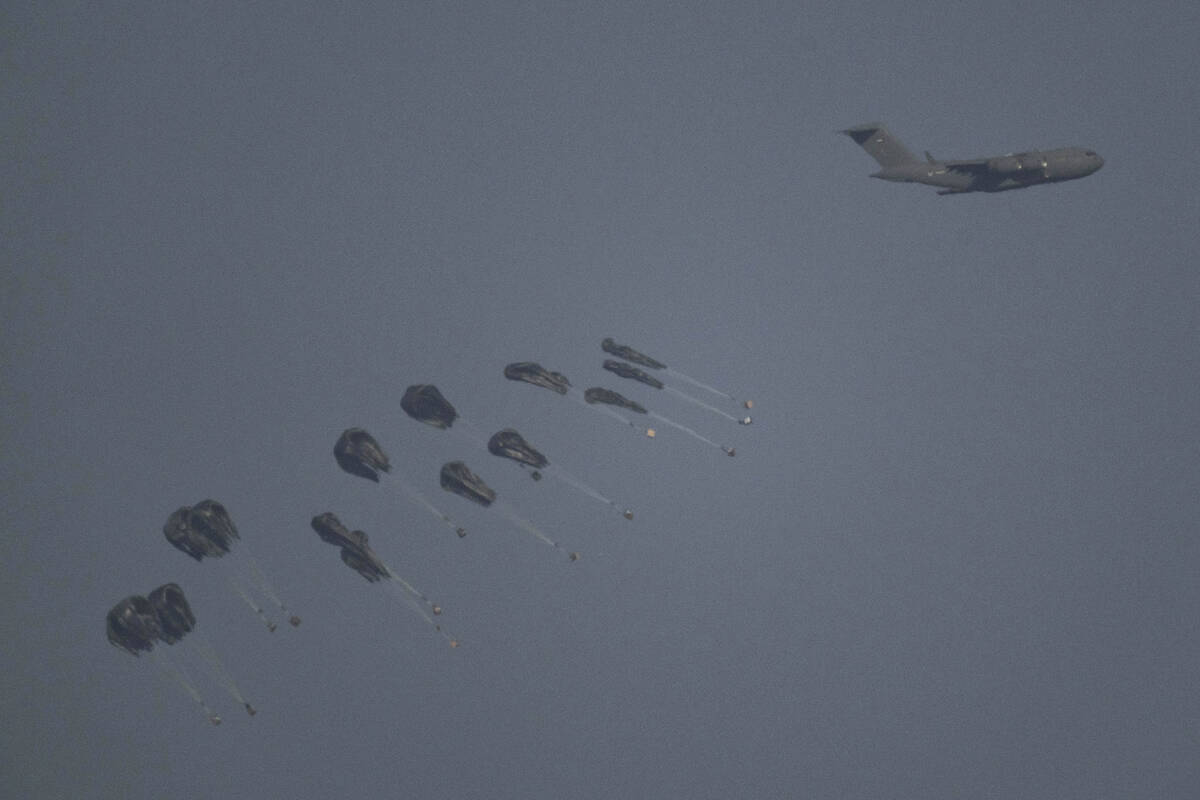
[233,541,301,626]
[665,386,745,423]
[543,464,632,519]
[152,649,219,723]
[379,564,460,647]
[664,367,737,403]
[495,502,564,553]
[228,575,277,632]
[647,412,732,455]
[187,630,252,711]
[389,475,467,537]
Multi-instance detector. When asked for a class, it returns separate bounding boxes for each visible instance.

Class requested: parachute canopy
[311,512,387,583]
[503,362,571,395]
[163,500,240,561]
[148,583,196,645]
[602,359,664,390]
[334,428,391,482]
[601,338,665,370]
[583,387,648,414]
[487,429,549,470]
[401,384,458,429]
[106,595,163,657]
[440,461,496,507]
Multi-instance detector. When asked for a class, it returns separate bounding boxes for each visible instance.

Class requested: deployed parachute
[148,583,196,644]
[106,595,162,657]
[602,359,664,390]
[311,512,387,583]
[601,337,666,370]
[503,362,571,395]
[163,499,238,561]
[487,428,633,519]
[440,461,496,507]
[401,384,458,429]
[584,387,647,415]
[487,429,548,472]
[600,337,753,419]
[331,428,467,538]
[334,428,391,482]
[106,584,254,723]
[163,500,300,630]
[310,512,456,645]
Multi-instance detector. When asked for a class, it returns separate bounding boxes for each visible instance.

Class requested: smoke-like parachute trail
[392,471,469,538]
[162,500,300,630]
[229,578,278,632]
[487,429,633,520]
[602,337,753,412]
[151,649,222,725]
[440,461,577,559]
[310,513,459,646]
[379,562,459,647]
[187,629,256,715]
[334,428,467,537]
[665,386,752,425]
[647,411,736,457]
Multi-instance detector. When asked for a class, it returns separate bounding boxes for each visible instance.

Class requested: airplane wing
[941,159,990,175]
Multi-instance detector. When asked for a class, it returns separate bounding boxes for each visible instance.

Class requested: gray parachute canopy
[487,429,549,470]
[601,338,666,370]
[148,583,196,645]
[163,499,240,561]
[584,387,648,414]
[440,461,496,507]
[311,512,387,583]
[503,362,571,395]
[401,384,458,429]
[602,359,664,390]
[334,428,391,482]
[106,595,163,657]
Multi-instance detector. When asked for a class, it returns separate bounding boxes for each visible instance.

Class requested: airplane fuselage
[842,124,1103,195]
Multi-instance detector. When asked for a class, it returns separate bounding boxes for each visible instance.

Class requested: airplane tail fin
[841,123,919,167]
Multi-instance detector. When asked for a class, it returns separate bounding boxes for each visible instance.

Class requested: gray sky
[3,2,1198,798]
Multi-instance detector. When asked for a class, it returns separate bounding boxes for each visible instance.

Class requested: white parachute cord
[647,411,730,453]
[186,628,248,708]
[664,367,737,402]
[227,575,277,632]
[152,648,219,723]
[665,386,745,423]
[389,473,468,537]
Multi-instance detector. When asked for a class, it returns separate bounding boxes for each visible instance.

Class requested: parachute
[163,500,238,561]
[487,429,548,471]
[503,362,572,395]
[601,337,666,370]
[310,512,456,645]
[487,428,633,519]
[107,585,254,723]
[401,384,458,429]
[334,428,391,482]
[601,337,753,419]
[439,461,496,507]
[311,512,388,583]
[602,359,664,390]
[331,429,467,538]
[148,583,196,644]
[106,595,162,657]
[583,387,647,415]
[163,500,300,630]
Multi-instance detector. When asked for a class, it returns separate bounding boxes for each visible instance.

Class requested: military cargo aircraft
[842,123,1103,194]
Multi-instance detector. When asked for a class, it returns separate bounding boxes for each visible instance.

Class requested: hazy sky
[4,3,1199,798]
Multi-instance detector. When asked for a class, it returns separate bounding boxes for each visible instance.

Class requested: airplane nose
[1093,154,1104,171]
